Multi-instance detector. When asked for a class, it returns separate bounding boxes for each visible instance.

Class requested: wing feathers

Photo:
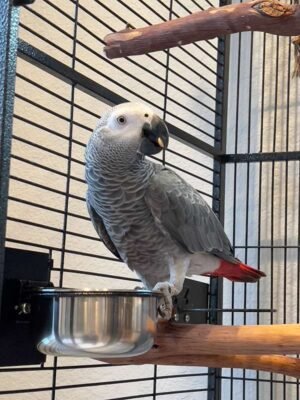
[145,168,235,262]
[86,197,121,260]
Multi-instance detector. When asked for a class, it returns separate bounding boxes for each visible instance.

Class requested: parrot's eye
[144,113,149,118]
[117,116,127,125]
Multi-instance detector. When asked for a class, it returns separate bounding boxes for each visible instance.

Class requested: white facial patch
[103,102,155,141]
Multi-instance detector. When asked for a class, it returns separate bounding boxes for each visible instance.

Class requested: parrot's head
[89,102,169,161]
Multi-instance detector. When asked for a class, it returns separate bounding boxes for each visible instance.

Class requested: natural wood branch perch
[97,322,300,378]
[109,322,300,356]
[101,355,300,379]
[104,0,300,59]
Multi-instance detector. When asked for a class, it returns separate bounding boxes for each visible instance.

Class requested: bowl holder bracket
[0,247,52,366]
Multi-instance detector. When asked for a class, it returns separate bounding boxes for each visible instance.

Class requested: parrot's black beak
[140,115,169,155]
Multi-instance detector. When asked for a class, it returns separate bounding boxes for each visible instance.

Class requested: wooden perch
[104,0,300,59]
[101,354,300,379]
[97,322,300,378]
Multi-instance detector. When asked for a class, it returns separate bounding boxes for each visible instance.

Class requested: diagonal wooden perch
[104,0,300,59]
[97,322,300,378]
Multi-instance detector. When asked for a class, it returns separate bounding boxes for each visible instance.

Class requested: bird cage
[0,0,299,399]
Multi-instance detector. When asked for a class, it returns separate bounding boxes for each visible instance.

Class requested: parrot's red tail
[203,260,266,282]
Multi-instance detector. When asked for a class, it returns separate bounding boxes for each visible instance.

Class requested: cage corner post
[0,0,20,320]
[208,0,231,398]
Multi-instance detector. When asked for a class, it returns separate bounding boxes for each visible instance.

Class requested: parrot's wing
[145,167,235,262]
[86,198,121,260]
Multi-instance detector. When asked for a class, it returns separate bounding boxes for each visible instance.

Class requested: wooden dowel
[103,321,300,357]
[142,322,300,355]
[104,0,300,59]
[97,322,300,377]
[99,354,300,379]
[106,321,300,357]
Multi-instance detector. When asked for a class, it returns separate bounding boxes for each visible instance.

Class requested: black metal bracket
[173,279,209,324]
[220,151,300,163]
[12,0,35,6]
[0,247,52,366]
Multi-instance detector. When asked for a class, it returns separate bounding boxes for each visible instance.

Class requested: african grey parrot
[85,102,265,319]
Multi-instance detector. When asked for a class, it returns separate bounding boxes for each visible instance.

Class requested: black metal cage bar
[0,0,20,321]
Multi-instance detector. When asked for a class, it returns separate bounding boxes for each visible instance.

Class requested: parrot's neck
[86,138,155,185]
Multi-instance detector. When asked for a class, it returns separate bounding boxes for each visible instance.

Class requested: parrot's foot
[153,282,179,320]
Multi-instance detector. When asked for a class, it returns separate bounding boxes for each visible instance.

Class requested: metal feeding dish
[31,288,161,358]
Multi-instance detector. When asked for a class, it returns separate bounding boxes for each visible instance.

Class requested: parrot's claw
[153,282,178,320]
[157,302,173,320]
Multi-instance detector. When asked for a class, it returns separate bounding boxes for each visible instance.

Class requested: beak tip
[157,137,166,149]
[141,116,169,155]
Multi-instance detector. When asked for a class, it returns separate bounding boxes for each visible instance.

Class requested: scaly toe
[153,282,176,320]
[158,302,173,320]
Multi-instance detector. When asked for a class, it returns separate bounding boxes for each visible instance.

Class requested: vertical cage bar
[152,0,173,396]
[207,2,230,398]
[282,36,292,400]
[51,2,79,399]
[242,30,254,400]
[256,31,266,400]
[269,35,280,399]
[230,27,242,400]
[0,0,20,319]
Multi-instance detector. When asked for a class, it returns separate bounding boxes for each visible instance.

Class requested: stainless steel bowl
[31,288,160,358]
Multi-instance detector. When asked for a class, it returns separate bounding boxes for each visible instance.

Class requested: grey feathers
[85,103,237,292]
[145,168,236,263]
[86,198,121,260]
